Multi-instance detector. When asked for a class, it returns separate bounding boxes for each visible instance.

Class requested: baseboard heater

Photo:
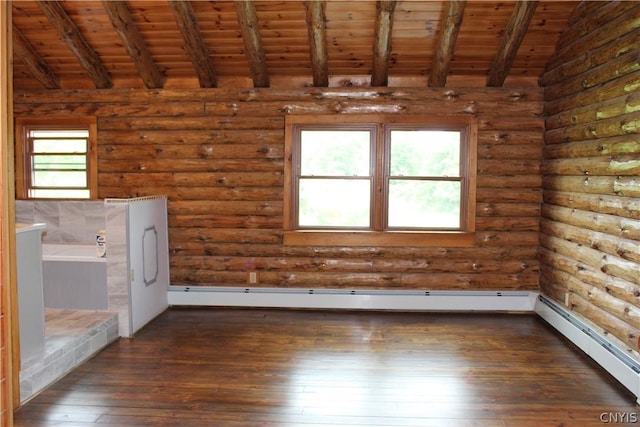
[168,286,538,311]
[535,294,640,404]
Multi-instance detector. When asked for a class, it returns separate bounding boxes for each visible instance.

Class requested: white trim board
[168,286,539,311]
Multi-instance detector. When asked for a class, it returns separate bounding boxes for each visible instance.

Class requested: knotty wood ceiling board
[11,0,579,90]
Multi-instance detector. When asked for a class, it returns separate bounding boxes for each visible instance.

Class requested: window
[284,115,477,247]
[15,117,97,199]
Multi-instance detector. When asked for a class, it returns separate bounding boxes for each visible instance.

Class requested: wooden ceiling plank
[486,1,539,88]
[371,0,397,87]
[234,0,270,88]
[102,1,164,89]
[12,25,60,89]
[36,0,112,89]
[303,0,328,87]
[428,0,466,87]
[168,1,218,88]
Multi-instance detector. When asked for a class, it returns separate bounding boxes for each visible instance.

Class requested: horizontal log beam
[169,269,539,290]
[540,233,640,285]
[543,154,640,177]
[545,110,640,145]
[542,175,640,198]
[100,172,283,188]
[100,143,283,160]
[13,86,543,104]
[544,50,640,102]
[541,218,640,265]
[174,242,538,260]
[543,190,640,221]
[544,134,640,159]
[545,92,640,131]
[540,248,640,307]
[541,203,640,240]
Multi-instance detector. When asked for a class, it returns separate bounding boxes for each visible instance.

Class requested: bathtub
[41,244,108,310]
[42,243,107,263]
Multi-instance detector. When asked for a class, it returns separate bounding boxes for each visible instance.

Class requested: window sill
[283,230,475,247]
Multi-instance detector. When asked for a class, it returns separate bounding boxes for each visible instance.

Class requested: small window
[15,117,97,200]
[284,115,477,247]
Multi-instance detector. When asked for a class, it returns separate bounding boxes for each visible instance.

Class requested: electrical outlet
[248,271,258,284]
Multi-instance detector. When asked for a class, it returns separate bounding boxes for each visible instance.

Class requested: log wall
[539,1,640,352]
[13,86,543,292]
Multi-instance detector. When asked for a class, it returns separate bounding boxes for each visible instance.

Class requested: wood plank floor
[14,308,639,427]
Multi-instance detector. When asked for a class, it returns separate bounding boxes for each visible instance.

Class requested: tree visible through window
[15,117,97,200]
[284,115,477,247]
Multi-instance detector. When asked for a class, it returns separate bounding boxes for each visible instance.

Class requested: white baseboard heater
[168,286,538,312]
[535,294,640,404]
[167,286,640,403]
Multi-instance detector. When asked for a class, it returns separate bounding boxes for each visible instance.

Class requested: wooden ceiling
[11,1,578,91]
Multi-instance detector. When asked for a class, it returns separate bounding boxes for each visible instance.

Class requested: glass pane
[390,130,460,177]
[300,130,370,176]
[33,154,86,170]
[33,138,87,153]
[29,188,91,199]
[388,180,461,228]
[299,179,370,227]
[33,171,87,187]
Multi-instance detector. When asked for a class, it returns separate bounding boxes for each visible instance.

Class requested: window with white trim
[284,115,477,247]
[15,117,98,200]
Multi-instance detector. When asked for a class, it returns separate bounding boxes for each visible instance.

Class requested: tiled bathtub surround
[16,200,130,401]
[105,202,130,337]
[19,309,119,403]
[16,200,131,337]
[16,200,106,244]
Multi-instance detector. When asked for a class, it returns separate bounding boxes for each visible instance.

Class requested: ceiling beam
[303,0,328,87]
[102,1,164,89]
[36,0,112,89]
[371,0,397,87]
[486,1,539,87]
[428,0,466,87]
[168,1,218,88]
[12,25,60,89]
[234,0,270,88]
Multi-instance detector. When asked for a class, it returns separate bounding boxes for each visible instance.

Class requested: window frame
[15,117,98,200]
[284,114,477,247]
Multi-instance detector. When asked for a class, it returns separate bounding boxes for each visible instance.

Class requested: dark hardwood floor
[14,308,638,426]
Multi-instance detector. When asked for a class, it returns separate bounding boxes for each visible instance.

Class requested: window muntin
[15,117,97,200]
